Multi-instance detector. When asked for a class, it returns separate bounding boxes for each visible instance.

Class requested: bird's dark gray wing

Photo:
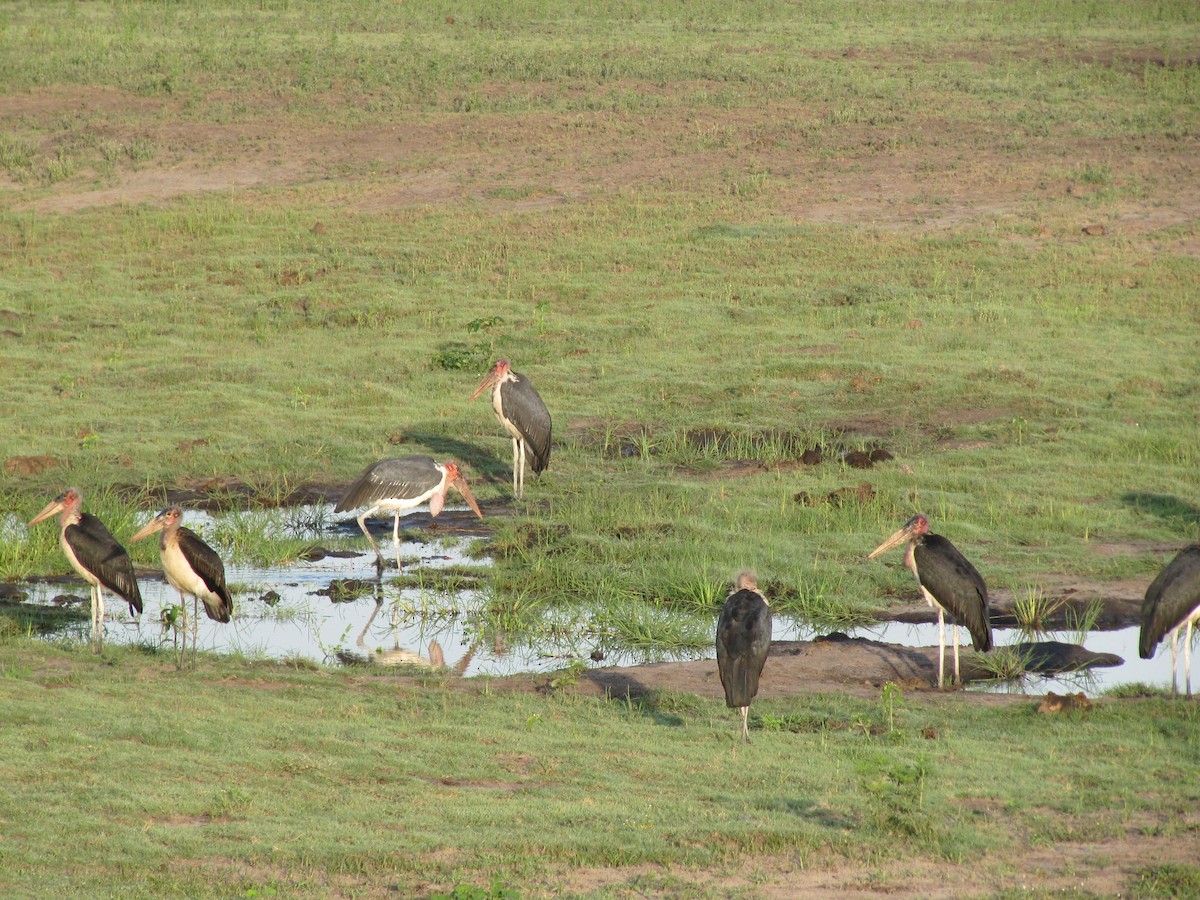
[715,589,772,708]
[501,375,552,474]
[66,515,143,615]
[915,535,991,651]
[177,526,233,622]
[1140,544,1200,659]
[335,456,441,511]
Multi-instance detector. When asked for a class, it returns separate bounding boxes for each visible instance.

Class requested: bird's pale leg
[392,513,406,570]
[518,439,527,499]
[1170,628,1180,697]
[511,436,521,498]
[1186,619,1194,699]
[740,706,750,743]
[97,587,105,654]
[357,509,384,568]
[936,607,945,688]
[90,585,100,653]
[953,621,961,685]
[192,594,200,670]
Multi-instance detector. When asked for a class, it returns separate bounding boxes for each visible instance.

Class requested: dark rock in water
[316,579,375,603]
[814,632,853,643]
[260,590,281,607]
[299,545,366,562]
[1012,640,1122,674]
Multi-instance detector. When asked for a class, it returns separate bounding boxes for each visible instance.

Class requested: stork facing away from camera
[715,571,772,742]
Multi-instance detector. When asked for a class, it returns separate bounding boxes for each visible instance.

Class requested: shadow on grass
[586,671,691,727]
[403,429,512,486]
[774,797,858,830]
[1121,492,1200,529]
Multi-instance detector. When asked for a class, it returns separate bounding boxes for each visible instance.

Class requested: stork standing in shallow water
[28,488,142,654]
[869,514,992,688]
[132,506,232,668]
[469,359,551,499]
[335,455,483,570]
[1139,543,1200,698]
[715,571,772,742]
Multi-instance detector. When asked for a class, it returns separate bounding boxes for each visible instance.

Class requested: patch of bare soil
[579,634,1118,708]
[5,85,1198,255]
[549,831,1200,899]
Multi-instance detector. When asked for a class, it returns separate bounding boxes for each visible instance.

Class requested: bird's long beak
[27,499,64,527]
[452,475,483,518]
[868,524,914,559]
[469,370,498,402]
[131,515,167,542]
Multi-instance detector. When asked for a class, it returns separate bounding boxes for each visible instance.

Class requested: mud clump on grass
[4,454,61,476]
[795,482,876,507]
[571,421,894,472]
[1037,691,1093,714]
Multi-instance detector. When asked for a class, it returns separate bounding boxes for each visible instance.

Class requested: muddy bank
[578,634,1121,706]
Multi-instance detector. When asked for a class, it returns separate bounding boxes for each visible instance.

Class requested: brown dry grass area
[168,830,1200,898]
[548,830,1199,898]
[5,85,1199,256]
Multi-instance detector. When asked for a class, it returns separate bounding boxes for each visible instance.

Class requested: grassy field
[1,638,1198,898]
[1,0,1199,894]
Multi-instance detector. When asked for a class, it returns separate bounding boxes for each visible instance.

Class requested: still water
[14,505,1186,695]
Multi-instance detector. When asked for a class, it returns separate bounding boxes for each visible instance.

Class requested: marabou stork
[869,514,992,688]
[132,507,232,667]
[469,359,551,499]
[715,571,772,743]
[1139,543,1200,698]
[335,455,483,569]
[27,488,143,653]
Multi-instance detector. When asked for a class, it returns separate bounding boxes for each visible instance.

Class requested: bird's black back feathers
[499,376,552,474]
[1140,544,1200,659]
[177,526,233,623]
[715,588,772,708]
[336,456,443,511]
[913,534,991,651]
[66,514,143,615]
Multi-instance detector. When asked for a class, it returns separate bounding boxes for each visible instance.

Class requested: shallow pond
[11,505,1188,695]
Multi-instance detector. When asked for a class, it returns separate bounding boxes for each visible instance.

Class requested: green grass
[0,4,1198,887]
[0,639,1197,897]
[0,0,1196,647]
